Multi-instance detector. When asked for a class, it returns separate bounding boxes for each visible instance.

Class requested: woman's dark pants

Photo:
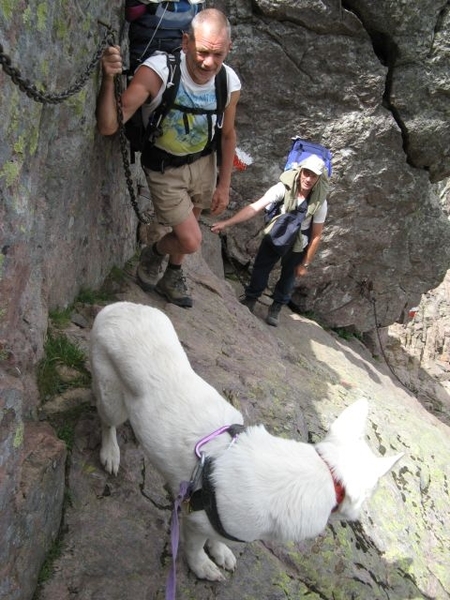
[245,234,305,305]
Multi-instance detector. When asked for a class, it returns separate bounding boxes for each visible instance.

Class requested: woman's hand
[210,221,229,234]
[295,263,310,277]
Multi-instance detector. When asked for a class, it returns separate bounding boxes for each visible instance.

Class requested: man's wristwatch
[302,263,310,269]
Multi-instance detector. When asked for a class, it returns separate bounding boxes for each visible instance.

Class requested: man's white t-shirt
[138,52,241,156]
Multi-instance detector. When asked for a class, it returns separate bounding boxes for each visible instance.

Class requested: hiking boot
[136,245,165,291]
[155,267,193,308]
[240,296,257,313]
[266,302,283,327]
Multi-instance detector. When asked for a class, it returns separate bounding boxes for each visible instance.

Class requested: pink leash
[165,480,190,600]
[165,426,240,600]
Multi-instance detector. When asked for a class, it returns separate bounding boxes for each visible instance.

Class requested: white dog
[90,301,403,582]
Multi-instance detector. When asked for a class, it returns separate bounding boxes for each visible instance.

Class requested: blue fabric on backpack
[284,137,332,177]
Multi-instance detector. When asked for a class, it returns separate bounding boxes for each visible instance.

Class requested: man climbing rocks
[96,8,241,307]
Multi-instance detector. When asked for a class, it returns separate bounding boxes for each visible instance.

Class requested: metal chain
[0,24,115,104]
[1,21,150,224]
[113,76,151,224]
[351,275,413,391]
[369,293,411,389]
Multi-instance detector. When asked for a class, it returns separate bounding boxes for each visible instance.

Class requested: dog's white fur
[90,301,403,581]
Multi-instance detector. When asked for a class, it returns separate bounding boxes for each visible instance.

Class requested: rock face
[386,270,450,427]
[222,0,450,331]
[0,419,66,600]
[343,0,450,183]
[1,2,129,598]
[0,1,449,599]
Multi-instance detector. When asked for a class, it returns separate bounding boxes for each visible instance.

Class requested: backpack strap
[215,65,227,117]
[142,51,182,148]
[214,65,227,167]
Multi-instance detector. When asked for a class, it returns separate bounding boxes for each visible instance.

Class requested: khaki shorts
[142,153,217,227]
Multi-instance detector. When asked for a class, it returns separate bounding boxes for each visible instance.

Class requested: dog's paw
[206,540,237,572]
[100,445,120,475]
[100,428,120,475]
[187,553,226,582]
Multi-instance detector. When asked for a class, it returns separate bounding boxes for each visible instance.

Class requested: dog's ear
[328,398,369,441]
[376,452,404,478]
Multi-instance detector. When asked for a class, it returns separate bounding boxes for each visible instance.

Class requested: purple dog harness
[165,424,244,600]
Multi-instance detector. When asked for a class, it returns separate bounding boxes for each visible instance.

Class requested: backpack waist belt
[142,143,215,172]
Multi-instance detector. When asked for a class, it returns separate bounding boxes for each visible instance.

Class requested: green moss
[82,14,95,35]
[67,88,88,117]
[13,135,26,155]
[16,13,50,77]
[55,16,69,41]
[9,101,41,157]
[13,422,25,448]
[39,57,49,79]
[1,0,14,20]
[6,93,20,133]
[0,161,21,187]
[28,125,40,156]
[0,349,9,361]
[272,571,295,597]
[22,5,31,25]
[36,2,48,33]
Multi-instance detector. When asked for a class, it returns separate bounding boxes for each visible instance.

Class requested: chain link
[0,24,115,104]
[114,76,151,225]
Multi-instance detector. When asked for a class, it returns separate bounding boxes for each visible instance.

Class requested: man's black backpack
[125,0,205,72]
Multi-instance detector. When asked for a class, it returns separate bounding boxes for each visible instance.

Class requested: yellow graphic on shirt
[154,80,218,156]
